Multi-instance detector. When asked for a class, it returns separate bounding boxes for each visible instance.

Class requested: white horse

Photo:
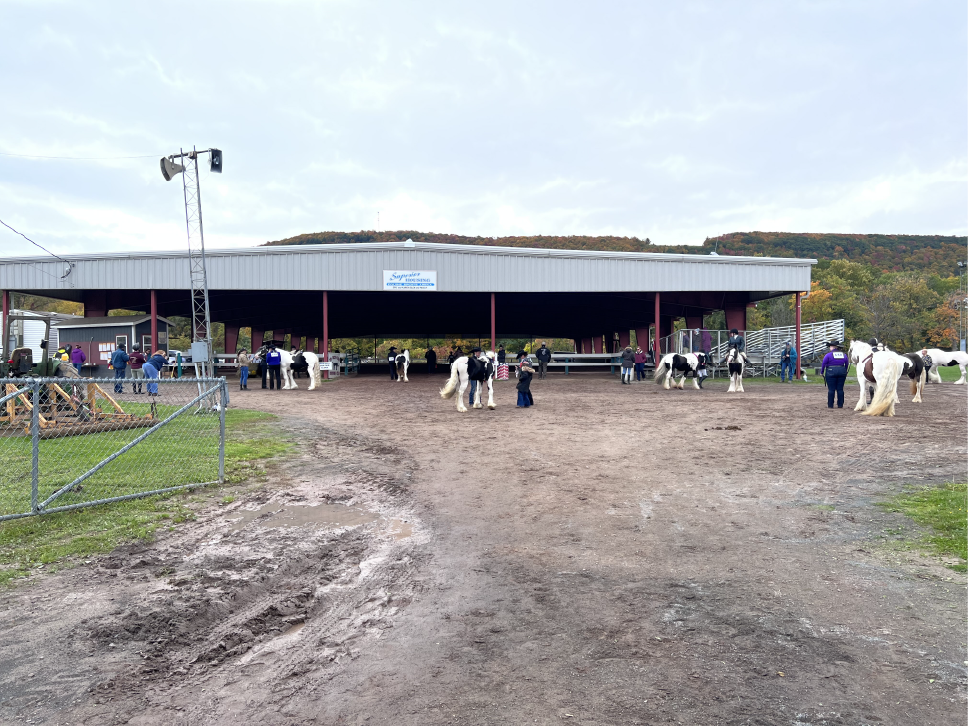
[439,352,496,412]
[860,349,903,417]
[654,353,701,390]
[724,346,746,393]
[848,340,878,411]
[259,346,322,390]
[849,341,925,411]
[395,349,410,382]
[920,348,968,384]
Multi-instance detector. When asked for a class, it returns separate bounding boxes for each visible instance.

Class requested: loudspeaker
[160,157,185,181]
[210,148,222,173]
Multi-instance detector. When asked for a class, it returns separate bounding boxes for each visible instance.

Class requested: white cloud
[0,0,964,260]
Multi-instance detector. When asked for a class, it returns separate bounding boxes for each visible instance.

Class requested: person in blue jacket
[111,343,129,394]
[820,340,849,409]
[142,350,168,396]
[265,343,282,390]
[780,339,798,382]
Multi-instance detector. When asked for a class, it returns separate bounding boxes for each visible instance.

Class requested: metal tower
[160,147,222,378]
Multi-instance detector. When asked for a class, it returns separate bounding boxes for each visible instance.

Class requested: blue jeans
[143,362,160,395]
[517,391,531,407]
[468,380,479,406]
[781,359,794,381]
[240,367,249,387]
[114,367,126,393]
[634,363,645,381]
[826,372,846,408]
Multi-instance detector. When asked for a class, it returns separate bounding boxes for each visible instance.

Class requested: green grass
[877,483,968,573]
[0,409,293,586]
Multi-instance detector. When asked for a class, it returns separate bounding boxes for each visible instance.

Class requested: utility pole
[160,147,222,378]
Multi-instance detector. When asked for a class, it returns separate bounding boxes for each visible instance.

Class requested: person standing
[497,345,506,364]
[238,348,251,390]
[128,344,147,394]
[265,343,282,390]
[695,352,709,389]
[633,346,647,382]
[466,347,483,406]
[536,341,552,379]
[516,351,534,406]
[425,347,437,374]
[820,340,849,409]
[111,343,129,394]
[780,339,798,383]
[516,356,534,407]
[70,344,86,374]
[387,346,398,380]
[620,345,635,384]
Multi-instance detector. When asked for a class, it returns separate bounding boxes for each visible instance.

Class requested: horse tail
[440,360,460,399]
[862,356,900,417]
[654,356,670,385]
[311,357,321,387]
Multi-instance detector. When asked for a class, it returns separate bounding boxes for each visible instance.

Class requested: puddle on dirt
[225,502,413,539]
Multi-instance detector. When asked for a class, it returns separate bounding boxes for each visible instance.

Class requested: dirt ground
[1,372,966,726]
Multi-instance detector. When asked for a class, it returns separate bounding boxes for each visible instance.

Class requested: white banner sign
[319,362,333,371]
[383,270,437,291]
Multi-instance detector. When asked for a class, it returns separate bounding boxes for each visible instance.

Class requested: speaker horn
[160,157,185,182]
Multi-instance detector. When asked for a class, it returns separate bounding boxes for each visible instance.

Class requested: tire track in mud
[2,419,428,726]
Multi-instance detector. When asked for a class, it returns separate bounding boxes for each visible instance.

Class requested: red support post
[322,291,329,379]
[251,329,264,353]
[150,290,158,353]
[490,293,496,352]
[291,335,302,351]
[795,292,802,380]
[653,292,661,363]
[224,325,240,354]
[592,335,603,354]
[618,330,630,349]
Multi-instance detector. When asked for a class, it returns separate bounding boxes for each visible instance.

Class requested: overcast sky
[1,1,965,258]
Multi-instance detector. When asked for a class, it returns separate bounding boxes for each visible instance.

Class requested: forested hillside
[268,230,966,349]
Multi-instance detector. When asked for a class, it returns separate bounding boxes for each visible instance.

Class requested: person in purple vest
[820,340,849,409]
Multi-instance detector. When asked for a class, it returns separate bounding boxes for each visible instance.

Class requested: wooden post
[322,291,329,379]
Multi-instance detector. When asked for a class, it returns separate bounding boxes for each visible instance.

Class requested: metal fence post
[218,378,226,482]
[31,380,39,514]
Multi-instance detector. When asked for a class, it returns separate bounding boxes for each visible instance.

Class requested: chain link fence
[0,377,227,521]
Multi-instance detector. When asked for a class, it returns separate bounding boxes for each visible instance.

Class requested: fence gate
[0,377,227,522]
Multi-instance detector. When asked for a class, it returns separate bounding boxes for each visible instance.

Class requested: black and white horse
[395,349,410,382]
[724,345,747,393]
[439,352,496,411]
[919,348,968,385]
[257,345,322,390]
[654,352,701,390]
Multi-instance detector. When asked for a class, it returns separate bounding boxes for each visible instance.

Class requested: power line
[0,218,74,278]
[0,151,157,160]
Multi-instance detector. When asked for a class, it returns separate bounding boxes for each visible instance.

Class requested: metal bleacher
[661,319,846,377]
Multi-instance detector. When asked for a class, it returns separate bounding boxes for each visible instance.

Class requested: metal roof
[56,315,173,329]
[0,241,814,296]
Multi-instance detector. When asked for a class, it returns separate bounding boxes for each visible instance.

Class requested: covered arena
[0,240,815,367]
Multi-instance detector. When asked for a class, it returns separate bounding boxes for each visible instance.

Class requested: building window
[142,335,152,352]
[115,335,128,350]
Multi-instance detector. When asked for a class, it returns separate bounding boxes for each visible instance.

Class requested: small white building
[2,309,83,361]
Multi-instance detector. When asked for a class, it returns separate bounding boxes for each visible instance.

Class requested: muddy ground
[0,373,965,725]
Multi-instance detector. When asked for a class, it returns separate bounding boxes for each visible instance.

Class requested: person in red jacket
[633,346,648,382]
[128,344,148,394]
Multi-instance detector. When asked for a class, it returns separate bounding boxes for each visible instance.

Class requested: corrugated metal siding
[0,243,814,294]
